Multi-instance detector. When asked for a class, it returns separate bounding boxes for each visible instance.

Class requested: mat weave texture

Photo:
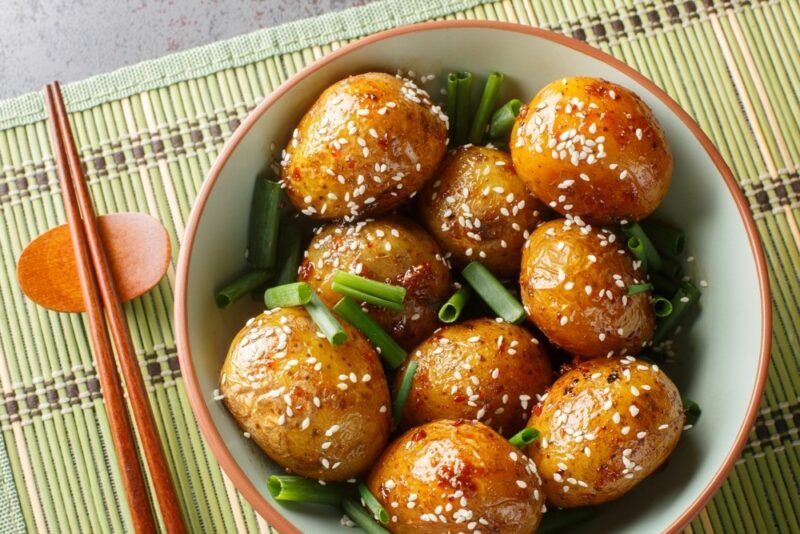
[0,0,798,532]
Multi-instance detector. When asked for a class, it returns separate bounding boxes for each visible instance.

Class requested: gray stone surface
[0,0,372,99]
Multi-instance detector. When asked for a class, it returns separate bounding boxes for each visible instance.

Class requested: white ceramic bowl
[176,21,771,533]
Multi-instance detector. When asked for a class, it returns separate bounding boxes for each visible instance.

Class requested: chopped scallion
[462,262,526,324]
[333,298,406,369]
[392,360,418,425]
[508,427,540,448]
[438,286,472,323]
[264,282,312,309]
[304,292,347,345]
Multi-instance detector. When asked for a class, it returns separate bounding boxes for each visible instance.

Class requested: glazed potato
[397,319,553,436]
[520,219,654,360]
[281,72,448,221]
[510,77,672,225]
[298,216,451,349]
[367,420,545,533]
[219,307,391,481]
[418,145,549,278]
[526,357,684,507]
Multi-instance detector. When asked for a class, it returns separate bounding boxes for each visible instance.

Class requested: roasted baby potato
[418,145,549,278]
[367,420,545,533]
[397,318,553,436]
[281,72,449,221]
[510,76,672,225]
[526,357,684,507]
[520,219,654,360]
[298,216,452,349]
[219,307,391,481]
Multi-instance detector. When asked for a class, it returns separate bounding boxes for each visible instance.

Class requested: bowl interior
[179,25,765,533]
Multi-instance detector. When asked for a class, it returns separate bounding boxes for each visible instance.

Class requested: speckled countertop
[0,0,371,99]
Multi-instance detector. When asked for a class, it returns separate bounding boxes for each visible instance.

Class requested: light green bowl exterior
[177,23,769,533]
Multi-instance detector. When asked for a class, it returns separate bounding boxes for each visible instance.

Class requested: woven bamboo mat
[0,0,797,532]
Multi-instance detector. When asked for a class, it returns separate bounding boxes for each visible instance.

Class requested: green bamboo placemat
[0,0,798,532]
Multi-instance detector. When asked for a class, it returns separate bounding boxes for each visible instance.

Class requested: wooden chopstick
[45,83,187,534]
[43,85,158,533]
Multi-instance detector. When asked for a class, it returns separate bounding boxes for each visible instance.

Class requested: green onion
[267,476,345,506]
[489,99,522,141]
[271,229,303,287]
[627,236,649,270]
[304,292,347,345]
[247,176,283,269]
[653,282,701,344]
[659,256,682,279]
[451,71,473,146]
[333,298,407,369]
[330,283,404,312]
[537,507,598,534]
[342,497,390,534]
[650,271,680,298]
[438,286,472,323]
[468,72,504,145]
[683,398,702,426]
[652,295,673,318]
[215,270,270,308]
[622,223,663,272]
[462,262,526,324]
[509,427,540,448]
[358,482,389,524]
[641,219,686,257]
[446,72,459,134]
[332,271,406,303]
[392,360,418,425]
[626,283,653,295]
[264,282,312,309]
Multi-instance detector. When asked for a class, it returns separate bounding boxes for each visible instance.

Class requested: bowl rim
[175,19,772,534]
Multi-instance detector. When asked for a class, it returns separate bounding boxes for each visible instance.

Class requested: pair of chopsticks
[44,83,187,534]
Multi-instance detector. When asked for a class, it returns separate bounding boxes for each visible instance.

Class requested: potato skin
[526,357,684,507]
[397,319,553,436]
[219,307,391,481]
[520,219,654,360]
[510,77,672,225]
[418,146,549,278]
[282,72,448,221]
[367,420,545,533]
[298,216,452,349]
